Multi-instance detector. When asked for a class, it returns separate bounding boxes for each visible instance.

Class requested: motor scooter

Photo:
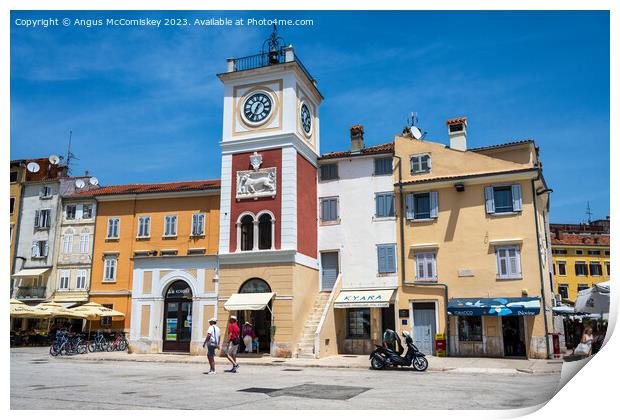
[369,330,428,371]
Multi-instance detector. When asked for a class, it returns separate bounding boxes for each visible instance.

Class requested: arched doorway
[162,280,193,352]
[238,278,272,353]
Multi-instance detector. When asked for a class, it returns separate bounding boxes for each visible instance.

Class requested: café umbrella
[34,301,88,319]
[71,302,125,339]
[574,282,610,315]
[10,299,52,318]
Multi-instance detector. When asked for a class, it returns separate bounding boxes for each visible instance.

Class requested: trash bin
[548,332,562,359]
[435,333,446,357]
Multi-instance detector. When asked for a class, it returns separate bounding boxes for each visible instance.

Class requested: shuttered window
[410,154,431,174]
[374,157,393,175]
[192,213,206,236]
[485,184,522,214]
[103,257,117,282]
[377,244,397,274]
[415,252,437,281]
[107,218,120,239]
[320,198,339,222]
[406,192,438,220]
[137,216,151,238]
[375,192,395,218]
[496,246,522,279]
[164,215,177,237]
[319,164,338,181]
[575,261,588,276]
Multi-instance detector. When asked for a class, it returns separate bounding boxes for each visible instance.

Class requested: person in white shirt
[203,318,220,375]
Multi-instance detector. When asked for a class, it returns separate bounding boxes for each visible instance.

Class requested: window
[82,204,93,219]
[558,284,569,300]
[496,246,522,279]
[552,249,568,255]
[410,153,431,174]
[406,192,438,220]
[76,270,87,290]
[59,270,70,290]
[103,256,117,282]
[10,197,16,214]
[258,213,273,250]
[107,218,120,239]
[164,215,177,237]
[578,284,589,292]
[65,205,76,220]
[588,250,601,256]
[604,250,610,256]
[10,171,18,183]
[589,262,602,276]
[191,213,206,236]
[375,193,395,218]
[79,233,89,254]
[374,157,393,175]
[63,232,74,254]
[137,216,151,238]
[347,308,370,338]
[240,215,254,251]
[319,163,338,181]
[575,249,584,255]
[606,261,610,276]
[101,304,113,326]
[575,261,588,276]
[484,184,522,214]
[34,209,51,229]
[31,240,48,258]
[458,316,482,342]
[557,261,567,276]
[415,252,437,281]
[320,197,339,222]
[40,186,52,198]
[377,244,397,274]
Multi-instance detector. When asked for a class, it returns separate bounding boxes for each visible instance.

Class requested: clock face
[300,103,312,135]
[243,92,273,124]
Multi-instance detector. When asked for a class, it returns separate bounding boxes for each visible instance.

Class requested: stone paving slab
[54,351,562,374]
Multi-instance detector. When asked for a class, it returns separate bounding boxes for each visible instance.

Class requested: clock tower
[216,28,322,357]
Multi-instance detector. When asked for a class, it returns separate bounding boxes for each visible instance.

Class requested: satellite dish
[409,126,423,140]
[27,162,40,173]
[48,155,60,165]
[89,177,99,186]
[75,179,86,189]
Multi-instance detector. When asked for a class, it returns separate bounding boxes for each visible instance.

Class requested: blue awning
[448,297,541,316]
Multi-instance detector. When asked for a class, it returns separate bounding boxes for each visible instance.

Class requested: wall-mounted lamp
[454,183,465,192]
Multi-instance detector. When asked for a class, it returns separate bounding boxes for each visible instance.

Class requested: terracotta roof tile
[397,167,537,186]
[319,142,394,160]
[469,140,534,152]
[551,232,610,247]
[70,179,220,197]
[446,117,467,125]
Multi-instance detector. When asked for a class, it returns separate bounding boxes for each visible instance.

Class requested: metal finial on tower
[262,24,286,65]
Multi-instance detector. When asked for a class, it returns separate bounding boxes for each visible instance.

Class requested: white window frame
[103,256,117,282]
[164,215,178,237]
[191,213,206,236]
[410,153,431,174]
[137,216,151,238]
[557,260,567,276]
[414,251,437,282]
[496,246,522,279]
[76,270,87,290]
[575,261,588,276]
[82,204,94,219]
[107,217,120,239]
[40,185,52,199]
[35,208,52,229]
[79,233,89,254]
[63,232,74,254]
[31,240,48,258]
[319,197,339,223]
[558,284,569,300]
[58,270,70,290]
[65,205,77,220]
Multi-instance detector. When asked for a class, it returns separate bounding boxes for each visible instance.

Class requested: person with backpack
[225,315,241,373]
[203,318,220,375]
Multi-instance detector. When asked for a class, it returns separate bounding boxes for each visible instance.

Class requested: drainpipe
[532,172,551,359]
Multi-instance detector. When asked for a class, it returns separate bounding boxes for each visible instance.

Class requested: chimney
[447,117,467,151]
[350,125,365,152]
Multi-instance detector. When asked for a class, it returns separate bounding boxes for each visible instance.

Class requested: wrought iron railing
[231,47,315,83]
[15,286,47,299]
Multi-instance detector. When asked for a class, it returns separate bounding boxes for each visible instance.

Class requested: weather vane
[262,24,286,65]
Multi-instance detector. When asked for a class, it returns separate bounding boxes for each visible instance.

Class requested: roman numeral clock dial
[242,92,273,125]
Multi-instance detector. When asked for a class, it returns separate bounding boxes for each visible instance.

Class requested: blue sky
[10,10,609,223]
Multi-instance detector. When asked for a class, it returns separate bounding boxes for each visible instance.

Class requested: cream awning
[334,290,395,309]
[224,292,275,311]
[12,268,49,278]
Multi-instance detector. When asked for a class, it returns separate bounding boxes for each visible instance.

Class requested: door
[502,316,526,358]
[162,281,193,353]
[412,302,436,355]
[321,252,339,291]
[381,304,395,333]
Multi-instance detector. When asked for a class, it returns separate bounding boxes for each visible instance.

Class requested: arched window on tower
[258,213,273,250]
[240,215,254,251]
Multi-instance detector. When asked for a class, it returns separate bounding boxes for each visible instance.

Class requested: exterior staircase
[296,292,331,358]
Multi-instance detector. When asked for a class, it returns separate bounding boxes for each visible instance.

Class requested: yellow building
[80,180,220,354]
[9,160,27,275]
[393,118,554,359]
[550,224,610,302]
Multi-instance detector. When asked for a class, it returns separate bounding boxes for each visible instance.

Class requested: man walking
[203,318,220,375]
[225,315,241,373]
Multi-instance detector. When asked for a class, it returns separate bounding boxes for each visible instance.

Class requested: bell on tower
[264,24,285,65]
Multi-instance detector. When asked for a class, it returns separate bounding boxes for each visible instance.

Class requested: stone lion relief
[236,152,277,200]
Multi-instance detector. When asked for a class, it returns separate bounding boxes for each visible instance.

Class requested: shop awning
[12,268,49,278]
[334,290,395,308]
[224,292,275,311]
[448,297,541,316]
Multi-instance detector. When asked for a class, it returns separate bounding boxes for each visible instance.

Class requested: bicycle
[106,332,128,352]
[87,331,108,352]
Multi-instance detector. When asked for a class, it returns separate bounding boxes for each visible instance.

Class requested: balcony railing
[227,46,315,84]
[14,286,46,300]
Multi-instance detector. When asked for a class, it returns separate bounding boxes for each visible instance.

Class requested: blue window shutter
[387,246,396,272]
[406,193,415,220]
[430,191,439,218]
[332,199,338,220]
[387,194,395,217]
[377,246,387,273]
[376,195,383,217]
[484,186,495,214]
[512,184,522,212]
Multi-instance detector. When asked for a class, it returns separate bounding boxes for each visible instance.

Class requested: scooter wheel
[371,356,386,370]
[413,356,428,372]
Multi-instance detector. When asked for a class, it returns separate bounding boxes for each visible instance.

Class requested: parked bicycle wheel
[49,344,60,357]
[119,338,128,351]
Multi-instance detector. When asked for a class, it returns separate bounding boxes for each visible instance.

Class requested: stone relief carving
[235,152,277,200]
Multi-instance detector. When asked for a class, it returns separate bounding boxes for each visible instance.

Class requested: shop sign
[166,318,177,340]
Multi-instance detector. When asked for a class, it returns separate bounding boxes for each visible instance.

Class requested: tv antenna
[586,202,593,224]
[66,130,79,173]
[405,112,427,140]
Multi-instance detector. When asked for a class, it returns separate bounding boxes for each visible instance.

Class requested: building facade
[215,44,322,358]
[392,118,554,359]
[550,223,610,302]
[10,160,27,275]
[80,180,220,354]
